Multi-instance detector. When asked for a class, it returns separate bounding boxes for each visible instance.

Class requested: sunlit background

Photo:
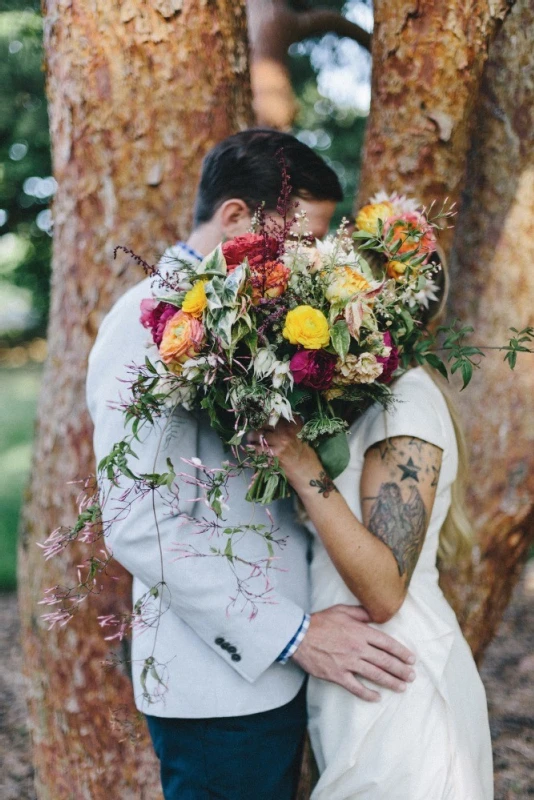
[0,0,373,591]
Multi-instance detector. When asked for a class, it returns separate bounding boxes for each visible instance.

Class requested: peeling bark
[357,0,512,250]
[17,2,252,797]
[439,0,534,660]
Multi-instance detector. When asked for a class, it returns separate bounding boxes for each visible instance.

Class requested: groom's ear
[217,198,252,238]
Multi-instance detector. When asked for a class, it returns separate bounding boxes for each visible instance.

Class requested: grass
[0,365,42,591]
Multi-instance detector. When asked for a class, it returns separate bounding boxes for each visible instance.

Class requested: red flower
[290,349,337,391]
[140,298,177,346]
[376,331,400,384]
[222,233,279,271]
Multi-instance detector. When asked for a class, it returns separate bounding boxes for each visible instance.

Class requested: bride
[249,305,494,798]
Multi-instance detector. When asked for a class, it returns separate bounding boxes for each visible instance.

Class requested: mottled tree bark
[357,0,512,251]
[18,2,252,798]
[439,0,534,659]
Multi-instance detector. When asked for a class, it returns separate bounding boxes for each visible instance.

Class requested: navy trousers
[145,682,307,800]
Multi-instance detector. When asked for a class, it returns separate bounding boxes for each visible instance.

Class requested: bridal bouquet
[135,189,452,505]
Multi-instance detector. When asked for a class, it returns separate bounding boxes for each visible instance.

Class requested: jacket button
[231,654,241,662]
[227,646,237,654]
[215,637,225,646]
[221,642,230,651]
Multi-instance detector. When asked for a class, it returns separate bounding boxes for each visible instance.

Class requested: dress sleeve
[360,371,448,455]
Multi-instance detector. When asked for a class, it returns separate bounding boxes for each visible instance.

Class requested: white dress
[307,368,494,800]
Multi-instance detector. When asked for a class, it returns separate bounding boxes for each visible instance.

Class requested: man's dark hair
[193,128,343,227]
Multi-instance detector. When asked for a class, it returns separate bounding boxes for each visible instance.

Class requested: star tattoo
[397,457,421,482]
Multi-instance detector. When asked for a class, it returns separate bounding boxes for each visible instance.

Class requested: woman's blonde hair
[421,246,473,566]
[423,367,474,565]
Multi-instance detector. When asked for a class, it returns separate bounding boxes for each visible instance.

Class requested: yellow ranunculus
[283,305,330,350]
[386,260,407,281]
[182,280,208,318]
[355,202,394,235]
[325,266,370,304]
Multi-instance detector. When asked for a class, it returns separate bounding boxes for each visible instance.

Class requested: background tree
[440,0,534,655]
[355,0,534,662]
[248,0,370,130]
[17,2,252,798]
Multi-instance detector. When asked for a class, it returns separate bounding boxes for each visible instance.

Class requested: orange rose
[250,259,290,304]
[383,213,437,261]
[159,311,205,373]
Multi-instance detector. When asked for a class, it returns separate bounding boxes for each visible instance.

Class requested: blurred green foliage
[0,1,51,341]
[0,365,41,590]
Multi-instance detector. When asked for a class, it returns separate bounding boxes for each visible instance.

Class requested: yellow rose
[283,305,330,350]
[355,202,394,235]
[325,266,371,304]
[182,280,208,318]
[386,260,407,281]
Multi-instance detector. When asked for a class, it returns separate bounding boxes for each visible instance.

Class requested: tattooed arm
[249,421,442,623]
[360,438,442,588]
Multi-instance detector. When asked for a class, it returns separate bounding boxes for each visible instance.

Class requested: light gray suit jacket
[86,250,310,718]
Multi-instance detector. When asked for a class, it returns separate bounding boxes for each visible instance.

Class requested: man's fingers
[338,604,372,623]
[364,646,416,683]
[356,660,409,694]
[340,673,380,703]
[367,628,416,665]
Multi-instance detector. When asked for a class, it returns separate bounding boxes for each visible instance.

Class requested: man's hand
[291,604,416,702]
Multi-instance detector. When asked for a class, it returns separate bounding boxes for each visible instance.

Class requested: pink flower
[376,332,400,384]
[140,299,178,346]
[383,212,437,262]
[289,349,337,390]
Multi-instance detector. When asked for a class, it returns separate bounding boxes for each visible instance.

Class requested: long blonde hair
[423,367,474,565]
[420,246,473,566]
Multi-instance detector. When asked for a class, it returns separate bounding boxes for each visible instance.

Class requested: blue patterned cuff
[276,613,311,664]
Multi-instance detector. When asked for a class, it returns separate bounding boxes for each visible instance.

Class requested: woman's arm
[249,422,442,623]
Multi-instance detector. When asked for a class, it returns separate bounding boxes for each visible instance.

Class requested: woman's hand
[247,419,322,488]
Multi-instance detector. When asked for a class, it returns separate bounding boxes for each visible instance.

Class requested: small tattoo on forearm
[310,471,338,498]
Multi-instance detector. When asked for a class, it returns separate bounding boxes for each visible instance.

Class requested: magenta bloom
[140,299,178,346]
[376,331,400,384]
[290,349,337,391]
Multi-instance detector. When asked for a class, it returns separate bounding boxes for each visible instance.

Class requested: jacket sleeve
[86,282,306,683]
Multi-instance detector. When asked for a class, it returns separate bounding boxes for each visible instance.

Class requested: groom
[86,129,416,800]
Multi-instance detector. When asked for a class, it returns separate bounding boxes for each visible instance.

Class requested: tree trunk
[355,0,534,663]
[17,2,252,798]
[357,0,512,251]
[439,0,534,659]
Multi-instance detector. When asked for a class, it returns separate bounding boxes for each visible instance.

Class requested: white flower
[406,276,440,310]
[253,347,278,378]
[271,360,294,390]
[154,373,197,410]
[267,393,294,427]
[370,191,421,215]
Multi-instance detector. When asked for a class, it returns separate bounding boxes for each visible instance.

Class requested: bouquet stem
[245,458,290,504]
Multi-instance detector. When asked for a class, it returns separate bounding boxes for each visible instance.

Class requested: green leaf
[330,319,351,360]
[224,538,233,561]
[315,432,350,479]
[153,292,185,307]
[196,244,227,277]
[424,353,449,380]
